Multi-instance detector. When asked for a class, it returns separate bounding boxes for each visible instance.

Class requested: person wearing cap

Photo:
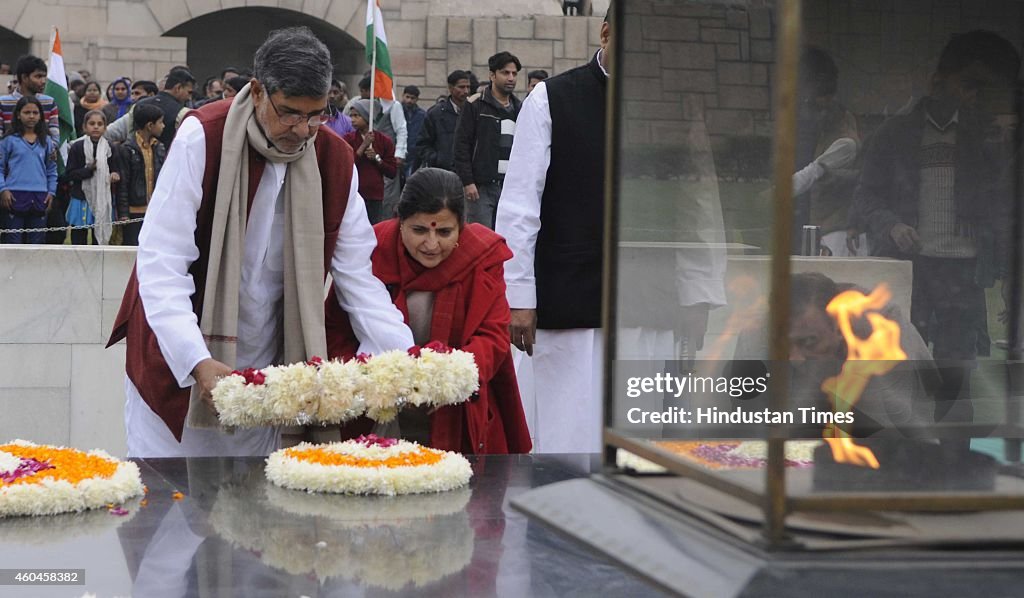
[344,98,397,224]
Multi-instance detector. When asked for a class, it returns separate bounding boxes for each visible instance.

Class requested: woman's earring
[454,242,460,248]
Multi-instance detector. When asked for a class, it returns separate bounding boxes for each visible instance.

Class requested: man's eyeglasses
[267,94,330,127]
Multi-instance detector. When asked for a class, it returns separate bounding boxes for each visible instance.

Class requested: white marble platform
[0,246,135,456]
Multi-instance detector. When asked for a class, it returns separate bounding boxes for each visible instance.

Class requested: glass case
[602,0,1024,549]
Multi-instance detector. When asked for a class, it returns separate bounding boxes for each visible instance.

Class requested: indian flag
[365,0,394,104]
[44,27,75,171]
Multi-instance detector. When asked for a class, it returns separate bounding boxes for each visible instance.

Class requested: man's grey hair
[253,27,332,98]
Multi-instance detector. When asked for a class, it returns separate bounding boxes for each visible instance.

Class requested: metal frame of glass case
[601,0,1024,549]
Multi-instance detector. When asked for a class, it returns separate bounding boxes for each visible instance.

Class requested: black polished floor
[0,454,668,597]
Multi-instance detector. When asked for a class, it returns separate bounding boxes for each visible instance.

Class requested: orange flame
[820,284,906,469]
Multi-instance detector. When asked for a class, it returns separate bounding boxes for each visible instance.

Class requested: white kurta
[125,117,414,458]
[496,69,727,453]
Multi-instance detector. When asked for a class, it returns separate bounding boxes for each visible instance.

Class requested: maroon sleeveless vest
[107,99,354,441]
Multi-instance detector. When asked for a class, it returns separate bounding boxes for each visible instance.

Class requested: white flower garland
[213,345,480,427]
[265,439,473,496]
[0,440,145,518]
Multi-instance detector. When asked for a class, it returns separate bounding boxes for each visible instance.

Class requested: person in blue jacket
[0,95,57,244]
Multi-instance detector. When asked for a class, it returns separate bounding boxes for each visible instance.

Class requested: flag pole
[369,0,377,134]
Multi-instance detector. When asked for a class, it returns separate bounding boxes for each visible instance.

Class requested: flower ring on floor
[0,440,144,518]
[264,437,473,496]
[212,346,480,427]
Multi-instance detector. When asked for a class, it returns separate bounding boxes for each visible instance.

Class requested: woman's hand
[110,172,121,183]
[44,194,53,213]
[0,190,12,210]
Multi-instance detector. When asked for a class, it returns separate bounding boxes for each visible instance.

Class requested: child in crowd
[117,103,166,246]
[0,96,57,244]
[344,99,396,224]
[64,109,121,245]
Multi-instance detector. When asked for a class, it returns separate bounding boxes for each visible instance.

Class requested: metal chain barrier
[0,216,145,236]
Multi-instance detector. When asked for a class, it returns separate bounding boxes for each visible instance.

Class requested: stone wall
[84,36,188,84]
[419,14,604,102]
[804,0,1024,117]
[619,0,1024,179]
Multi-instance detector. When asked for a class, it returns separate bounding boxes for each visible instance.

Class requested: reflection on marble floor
[10,455,665,598]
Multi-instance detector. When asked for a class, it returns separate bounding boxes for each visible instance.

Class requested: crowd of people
[0,47,550,246]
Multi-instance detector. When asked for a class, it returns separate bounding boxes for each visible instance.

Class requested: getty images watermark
[609,359,956,439]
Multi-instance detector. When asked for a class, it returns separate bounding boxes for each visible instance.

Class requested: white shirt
[137,116,413,387]
[389,100,408,160]
[495,77,727,313]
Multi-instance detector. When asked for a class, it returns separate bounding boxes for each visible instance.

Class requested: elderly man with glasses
[108,27,414,458]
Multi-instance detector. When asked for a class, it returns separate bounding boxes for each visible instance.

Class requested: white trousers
[124,377,279,458]
[513,327,685,454]
[513,329,603,453]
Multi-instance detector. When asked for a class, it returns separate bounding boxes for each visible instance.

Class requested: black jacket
[415,98,460,172]
[62,138,122,205]
[118,136,166,217]
[852,99,1012,287]
[453,86,521,186]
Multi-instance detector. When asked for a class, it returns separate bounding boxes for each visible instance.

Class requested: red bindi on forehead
[431,221,436,227]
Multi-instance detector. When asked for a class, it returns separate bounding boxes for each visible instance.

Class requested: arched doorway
[0,26,30,73]
[164,7,364,86]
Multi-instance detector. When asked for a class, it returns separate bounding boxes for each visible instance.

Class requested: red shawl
[326,219,532,454]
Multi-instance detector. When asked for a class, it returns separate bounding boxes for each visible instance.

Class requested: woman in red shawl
[326,168,532,454]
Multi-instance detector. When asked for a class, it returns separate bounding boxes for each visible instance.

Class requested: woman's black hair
[224,76,249,93]
[397,168,466,224]
[8,95,48,140]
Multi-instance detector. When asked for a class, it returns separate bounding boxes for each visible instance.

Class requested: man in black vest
[496,5,721,453]
[143,69,195,148]
[453,51,522,228]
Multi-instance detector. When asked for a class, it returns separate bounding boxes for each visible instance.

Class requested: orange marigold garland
[265,435,472,496]
[0,440,144,518]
